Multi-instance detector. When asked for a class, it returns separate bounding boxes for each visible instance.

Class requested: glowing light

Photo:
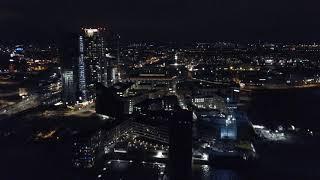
[154,151,165,158]
[253,125,265,129]
[114,149,127,153]
[84,28,99,37]
[202,153,209,161]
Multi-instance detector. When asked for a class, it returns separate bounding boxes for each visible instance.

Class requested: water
[246,88,320,130]
[243,88,320,179]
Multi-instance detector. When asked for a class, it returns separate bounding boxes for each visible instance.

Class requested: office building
[78,35,87,101]
[59,32,80,104]
[169,109,193,180]
[80,28,110,98]
[72,129,104,168]
[62,70,76,104]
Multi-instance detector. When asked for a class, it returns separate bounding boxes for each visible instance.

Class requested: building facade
[62,70,76,104]
[80,28,111,99]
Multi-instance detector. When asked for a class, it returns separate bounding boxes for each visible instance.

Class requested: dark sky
[1,0,320,42]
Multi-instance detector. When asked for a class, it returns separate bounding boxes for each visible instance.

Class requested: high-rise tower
[81,28,107,99]
[59,33,78,104]
[78,35,87,102]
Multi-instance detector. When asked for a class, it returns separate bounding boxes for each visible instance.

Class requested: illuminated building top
[82,28,106,37]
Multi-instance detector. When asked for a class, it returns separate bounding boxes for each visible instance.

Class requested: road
[0,94,40,116]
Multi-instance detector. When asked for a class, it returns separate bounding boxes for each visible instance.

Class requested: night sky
[1,0,320,42]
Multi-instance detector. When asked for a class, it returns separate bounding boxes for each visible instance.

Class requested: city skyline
[1,32,320,179]
[1,1,320,179]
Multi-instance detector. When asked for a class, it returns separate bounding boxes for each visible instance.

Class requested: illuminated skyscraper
[78,35,87,101]
[81,28,108,98]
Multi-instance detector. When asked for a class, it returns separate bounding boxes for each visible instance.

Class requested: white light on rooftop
[84,28,99,37]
